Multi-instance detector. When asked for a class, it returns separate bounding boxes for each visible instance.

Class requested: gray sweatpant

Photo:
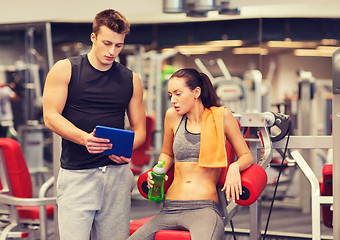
[128,200,225,240]
[57,164,134,240]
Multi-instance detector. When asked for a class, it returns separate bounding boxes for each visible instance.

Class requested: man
[43,9,146,240]
[0,81,18,138]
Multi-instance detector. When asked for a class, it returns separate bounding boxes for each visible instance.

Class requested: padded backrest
[0,138,33,198]
[131,116,156,167]
[320,164,333,228]
[321,164,333,195]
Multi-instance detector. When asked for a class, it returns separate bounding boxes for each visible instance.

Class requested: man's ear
[90,33,96,43]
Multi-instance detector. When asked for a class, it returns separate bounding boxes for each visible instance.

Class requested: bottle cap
[153,160,165,174]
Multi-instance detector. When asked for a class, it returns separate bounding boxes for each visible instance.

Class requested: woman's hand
[147,170,168,189]
[222,163,242,202]
[147,171,154,189]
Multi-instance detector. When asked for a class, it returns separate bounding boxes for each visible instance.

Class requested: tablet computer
[94,125,135,158]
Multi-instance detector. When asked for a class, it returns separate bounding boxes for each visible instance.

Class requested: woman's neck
[186,103,205,125]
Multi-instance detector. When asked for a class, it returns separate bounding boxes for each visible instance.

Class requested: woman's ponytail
[170,68,221,109]
[199,72,221,108]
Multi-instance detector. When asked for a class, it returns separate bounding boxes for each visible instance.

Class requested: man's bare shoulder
[46,58,71,82]
[52,58,71,70]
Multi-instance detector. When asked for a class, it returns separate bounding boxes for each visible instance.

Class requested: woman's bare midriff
[165,162,222,203]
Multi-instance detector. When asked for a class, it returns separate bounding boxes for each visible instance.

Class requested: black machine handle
[270,113,291,142]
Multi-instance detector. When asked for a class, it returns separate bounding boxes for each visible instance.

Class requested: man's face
[91,26,125,66]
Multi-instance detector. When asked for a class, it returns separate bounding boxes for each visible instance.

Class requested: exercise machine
[332,48,340,240]
[237,109,335,239]
[195,58,247,113]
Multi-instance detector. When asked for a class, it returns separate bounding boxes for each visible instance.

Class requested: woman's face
[168,77,198,114]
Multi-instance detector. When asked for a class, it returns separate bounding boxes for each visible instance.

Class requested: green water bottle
[148,160,166,202]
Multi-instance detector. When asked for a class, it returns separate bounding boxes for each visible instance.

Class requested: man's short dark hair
[93,9,130,35]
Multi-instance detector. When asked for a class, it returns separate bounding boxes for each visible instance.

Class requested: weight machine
[1,65,49,185]
[127,48,178,156]
[0,22,58,239]
[195,58,248,113]
[0,24,56,187]
[233,111,333,239]
[333,48,340,240]
[195,58,274,114]
[233,49,340,238]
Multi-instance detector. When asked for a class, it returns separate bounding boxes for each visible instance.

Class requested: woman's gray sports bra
[173,115,200,162]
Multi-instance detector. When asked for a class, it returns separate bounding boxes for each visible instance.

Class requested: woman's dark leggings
[128,200,225,240]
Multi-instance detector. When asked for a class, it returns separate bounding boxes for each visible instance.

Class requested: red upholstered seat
[130,116,155,175]
[16,205,54,219]
[130,216,154,235]
[0,138,55,239]
[155,230,191,240]
[0,138,33,198]
[320,164,333,228]
[0,138,54,219]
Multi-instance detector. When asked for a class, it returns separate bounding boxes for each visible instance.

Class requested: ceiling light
[178,49,209,55]
[161,48,176,53]
[205,40,243,47]
[175,44,224,55]
[175,45,223,50]
[185,0,209,17]
[218,0,240,15]
[267,41,318,48]
[194,0,217,11]
[163,0,185,13]
[316,46,340,52]
[232,47,268,55]
[294,48,338,57]
[163,0,240,17]
[219,7,240,15]
[186,10,208,17]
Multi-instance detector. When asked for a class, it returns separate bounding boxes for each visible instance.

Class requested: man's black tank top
[61,54,133,169]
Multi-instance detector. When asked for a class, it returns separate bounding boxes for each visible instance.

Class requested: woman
[129,68,253,240]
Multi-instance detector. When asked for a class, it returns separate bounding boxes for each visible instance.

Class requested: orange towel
[199,106,227,168]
